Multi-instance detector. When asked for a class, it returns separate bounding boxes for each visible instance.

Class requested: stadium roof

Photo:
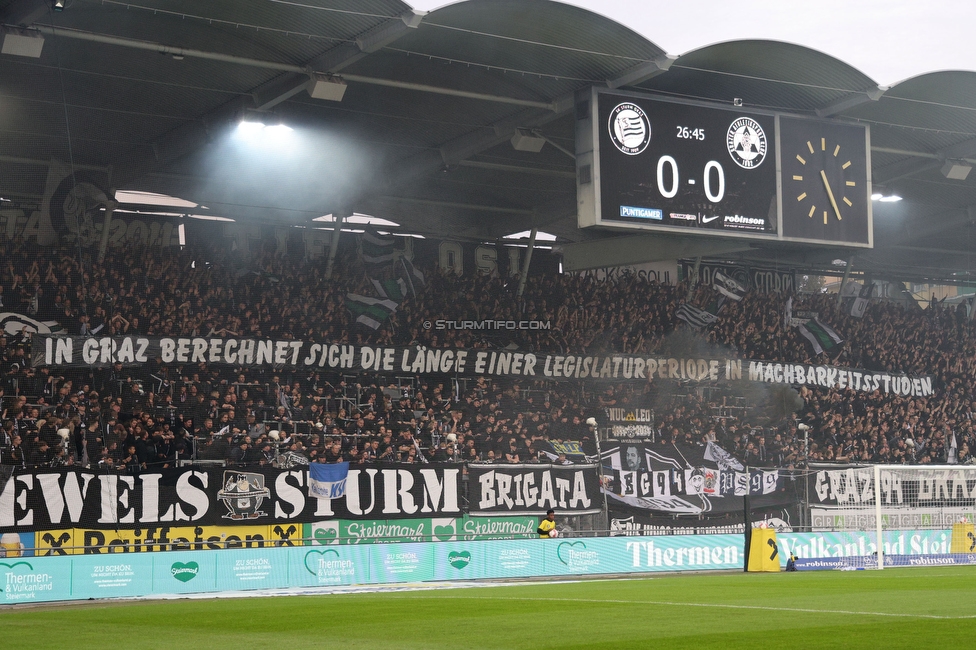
[2,0,976,284]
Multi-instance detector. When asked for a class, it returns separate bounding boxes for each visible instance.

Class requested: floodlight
[307,74,347,102]
[1,29,44,58]
[511,128,546,153]
[941,160,972,181]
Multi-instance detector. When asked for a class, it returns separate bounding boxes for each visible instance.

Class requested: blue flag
[309,462,350,499]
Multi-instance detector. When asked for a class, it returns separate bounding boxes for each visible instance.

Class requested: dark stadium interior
[1,1,976,281]
[3,0,976,544]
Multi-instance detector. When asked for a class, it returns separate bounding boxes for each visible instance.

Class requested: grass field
[4,567,976,648]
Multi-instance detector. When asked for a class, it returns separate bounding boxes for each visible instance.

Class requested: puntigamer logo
[620,206,663,220]
[2,561,54,601]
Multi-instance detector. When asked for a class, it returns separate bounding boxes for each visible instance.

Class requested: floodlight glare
[236,120,266,137]
[871,186,902,203]
[263,124,293,136]
[237,120,264,133]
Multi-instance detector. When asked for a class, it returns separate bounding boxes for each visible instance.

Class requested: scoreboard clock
[779,115,871,244]
[577,88,872,247]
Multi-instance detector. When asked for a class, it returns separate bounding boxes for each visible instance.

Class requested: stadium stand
[2,236,973,477]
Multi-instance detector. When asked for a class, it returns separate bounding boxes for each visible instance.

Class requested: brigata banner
[0,464,462,533]
[31,334,934,393]
[467,464,602,516]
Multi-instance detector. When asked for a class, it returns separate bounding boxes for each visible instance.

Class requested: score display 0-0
[578,88,871,247]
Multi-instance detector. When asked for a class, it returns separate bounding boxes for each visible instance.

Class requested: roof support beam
[816,85,886,118]
[606,55,677,89]
[560,235,751,271]
[0,0,50,27]
[251,9,425,111]
[885,205,976,247]
[456,160,575,179]
[874,135,976,184]
[437,97,574,167]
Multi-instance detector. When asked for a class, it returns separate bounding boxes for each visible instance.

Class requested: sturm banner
[601,441,799,525]
[0,465,462,533]
[467,464,602,516]
[30,335,935,395]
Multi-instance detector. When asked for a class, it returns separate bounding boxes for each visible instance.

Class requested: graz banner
[806,464,976,531]
[601,441,799,524]
[467,464,602,516]
[30,334,935,395]
[0,464,462,533]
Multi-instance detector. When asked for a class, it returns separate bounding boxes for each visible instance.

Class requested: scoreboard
[576,88,872,247]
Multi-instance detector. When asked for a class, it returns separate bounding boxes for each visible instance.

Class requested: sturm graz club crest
[217,471,271,520]
[608,102,651,155]
[726,117,767,169]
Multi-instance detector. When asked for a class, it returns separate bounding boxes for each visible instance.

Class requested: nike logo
[702,215,721,223]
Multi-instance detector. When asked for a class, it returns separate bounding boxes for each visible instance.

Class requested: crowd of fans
[2,236,976,477]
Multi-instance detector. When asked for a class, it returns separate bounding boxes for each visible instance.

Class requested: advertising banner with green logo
[216,549,292,591]
[304,515,538,546]
[294,545,372,588]
[0,529,961,604]
[154,552,218,595]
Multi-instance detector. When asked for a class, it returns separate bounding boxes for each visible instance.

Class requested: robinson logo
[726,117,767,169]
[608,103,651,155]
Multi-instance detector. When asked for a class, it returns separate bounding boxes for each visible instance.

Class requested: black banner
[601,441,798,520]
[467,463,602,516]
[29,335,734,383]
[805,464,976,531]
[33,335,933,396]
[608,506,801,536]
[680,260,796,294]
[807,464,976,508]
[0,464,463,532]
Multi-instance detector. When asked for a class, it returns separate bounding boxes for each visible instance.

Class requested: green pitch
[4,567,976,648]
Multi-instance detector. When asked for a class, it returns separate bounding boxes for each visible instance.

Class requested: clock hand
[820,169,843,222]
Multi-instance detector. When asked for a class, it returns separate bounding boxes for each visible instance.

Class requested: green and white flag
[361,230,395,267]
[370,277,406,302]
[396,255,426,297]
[346,293,398,330]
[797,317,843,355]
